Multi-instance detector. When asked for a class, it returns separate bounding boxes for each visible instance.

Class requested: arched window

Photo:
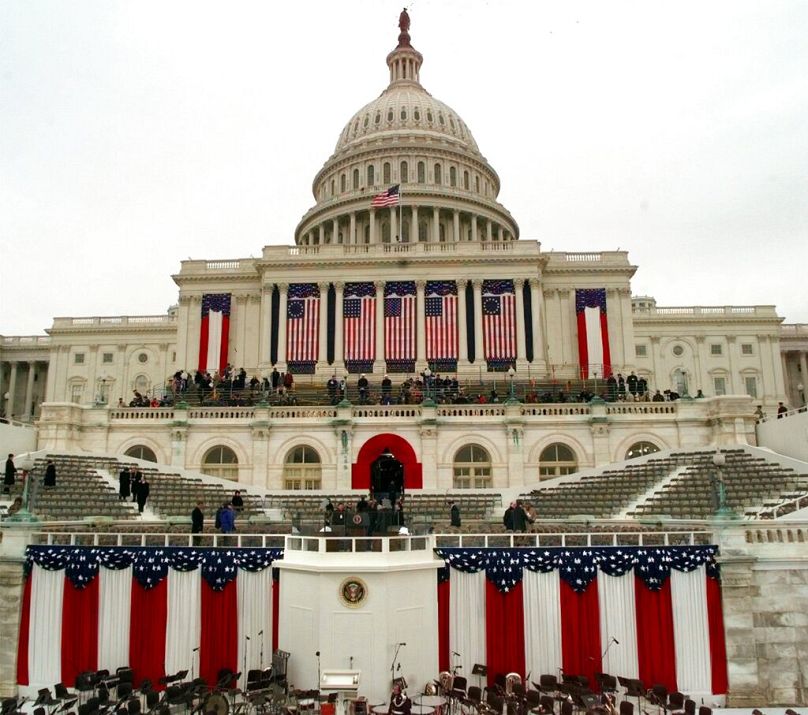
[340,173,346,192]
[417,161,425,183]
[625,442,660,460]
[453,444,492,488]
[400,220,409,243]
[382,222,391,243]
[132,374,150,395]
[418,221,428,242]
[202,445,239,480]
[463,170,470,190]
[400,161,408,183]
[383,162,391,184]
[367,164,375,187]
[352,169,360,190]
[449,166,457,187]
[330,179,335,196]
[125,445,157,463]
[539,443,577,477]
[434,163,442,185]
[475,176,480,192]
[284,445,321,490]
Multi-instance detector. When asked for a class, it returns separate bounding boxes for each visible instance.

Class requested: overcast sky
[1,0,806,335]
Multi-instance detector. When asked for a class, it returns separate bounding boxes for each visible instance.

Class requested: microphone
[452,651,461,657]
[192,647,200,652]
[316,651,321,657]
[246,635,251,641]
[612,637,620,645]
[258,630,264,636]
[398,642,407,646]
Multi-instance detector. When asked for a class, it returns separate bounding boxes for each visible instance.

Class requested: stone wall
[0,559,25,697]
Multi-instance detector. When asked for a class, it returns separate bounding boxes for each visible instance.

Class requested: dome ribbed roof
[335,86,480,155]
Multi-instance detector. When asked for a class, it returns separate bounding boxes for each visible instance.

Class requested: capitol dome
[294,11,518,247]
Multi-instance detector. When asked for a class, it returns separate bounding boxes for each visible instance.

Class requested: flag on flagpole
[198,294,231,374]
[371,184,400,208]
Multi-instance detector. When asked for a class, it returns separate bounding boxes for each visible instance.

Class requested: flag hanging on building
[286,283,320,367]
[198,294,231,374]
[425,280,458,363]
[482,279,515,366]
[575,288,612,378]
[384,281,416,368]
[371,184,400,208]
[344,282,376,370]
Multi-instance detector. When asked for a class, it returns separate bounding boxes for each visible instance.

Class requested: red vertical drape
[198,315,210,372]
[706,576,728,694]
[634,576,677,692]
[219,315,230,373]
[560,578,602,691]
[272,569,280,652]
[438,577,450,673]
[129,579,168,687]
[200,579,238,685]
[599,312,612,377]
[62,576,99,687]
[16,571,32,685]
[576,311,588,378]
[485,580,525,686]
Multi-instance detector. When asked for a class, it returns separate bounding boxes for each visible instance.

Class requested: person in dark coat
[136,477,150,514]
[449,501,461,527]
[4,454,16,494]
[220,504,236,533]
[230,490,244,512]
[130,469,142,503]
[503,502,515,531]
[511,500,528,533]
[118,467,131,501]
[191,502,204,533]
[43,459,57,488]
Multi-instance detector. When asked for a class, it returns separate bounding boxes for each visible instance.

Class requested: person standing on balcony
[118,466,131,501]
[449,501,461,528]
[3,454,16,494]
[43,460,57,489]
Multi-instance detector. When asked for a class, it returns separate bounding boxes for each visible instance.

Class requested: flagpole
[399,184,403,243]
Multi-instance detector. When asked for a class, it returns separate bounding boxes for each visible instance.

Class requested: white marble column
[349,212,356,245]
[332,218,339,244]
[276,283,288,368]
[411,205,418,243]
[471,215,478,243]
[498,225,504,242]
[514,279,526,366]
[374,281,385,372]
[259,286,272,368]
[486,220,493,242]
[416,280,426,365]
[318,224,325,245]
[530,279,547,371]
[318,282,329,367]
[23,363,35,419]
[452,209,460,242]
[390,206,398,242]
[432,207,440,243]
[6,363,18,418]
[334,283,345,367]
[727,336,740,394]
[370,209,377,244]
[457,280,468,363]
[472,280,484,364]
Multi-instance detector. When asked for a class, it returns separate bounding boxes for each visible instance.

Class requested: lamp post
[711,451,737,519]
[506,366,518,404]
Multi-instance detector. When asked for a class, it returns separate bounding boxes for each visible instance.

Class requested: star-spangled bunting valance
[434,545,720,593]
[26,546,283,591]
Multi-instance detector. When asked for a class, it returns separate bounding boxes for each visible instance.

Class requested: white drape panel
[597,572,639,679]
[449,569,486,677]
[584,306,603,369]
[98,566,132,673]
[237,569,274,673]
[671,567,712,694]
[523,569,562,679]
[165,569,201,678]
[28,565,64,687]
[206,311,223,371]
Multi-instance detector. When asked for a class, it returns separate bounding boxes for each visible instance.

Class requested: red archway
[352,434,422,490]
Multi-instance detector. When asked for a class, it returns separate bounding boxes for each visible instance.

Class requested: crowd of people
[320,493,407,534]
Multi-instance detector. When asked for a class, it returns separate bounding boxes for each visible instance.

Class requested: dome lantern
[386,8,423,87]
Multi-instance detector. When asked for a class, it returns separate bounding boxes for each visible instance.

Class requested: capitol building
[0,11,805,489]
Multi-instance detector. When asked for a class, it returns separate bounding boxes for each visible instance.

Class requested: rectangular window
[70,385,83,403]
[713,377,726,396]
[710,344,723,356]
[635,345,647,357]
[741,343,753,355]
[102,352,114,363]
[74,353,85,364]
[745,376,758,398]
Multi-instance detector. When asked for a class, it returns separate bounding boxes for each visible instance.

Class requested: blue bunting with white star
[435,545,719,593]
[26,546,283,591]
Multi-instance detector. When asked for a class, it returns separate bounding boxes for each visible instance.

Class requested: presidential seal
[339,577,368,608]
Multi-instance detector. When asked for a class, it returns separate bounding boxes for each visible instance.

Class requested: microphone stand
[601,637,619,662]
[259,630,265,671]
[243,635,251,687]
[316,651,321,693]
[390,643,404,689]
[191,647,200,683]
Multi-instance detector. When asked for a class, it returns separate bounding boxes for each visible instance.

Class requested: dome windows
[449,116,456,130]
[400,161,409,183]
[387,109,394,122]
[438,112,445,125]
[400,107,407,121]
[340,173,346,193]
[413,109,420,121]
[463,170,470,190]
[449,166,457,187]
[383,162,391,184]
[363,114,369,128]
[434,163,442,185]
[375,111,381,125]
[417,161,425,184]
[367,164,375,187]
[427,110,433,123]
[352,168,360,190]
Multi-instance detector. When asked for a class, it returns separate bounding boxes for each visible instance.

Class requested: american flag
[384,281,416,361]
[371,184,400,208]
[482,279,516,361]
[425,280,458,361]
[286,283,320,363]
[344,282,376,362]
